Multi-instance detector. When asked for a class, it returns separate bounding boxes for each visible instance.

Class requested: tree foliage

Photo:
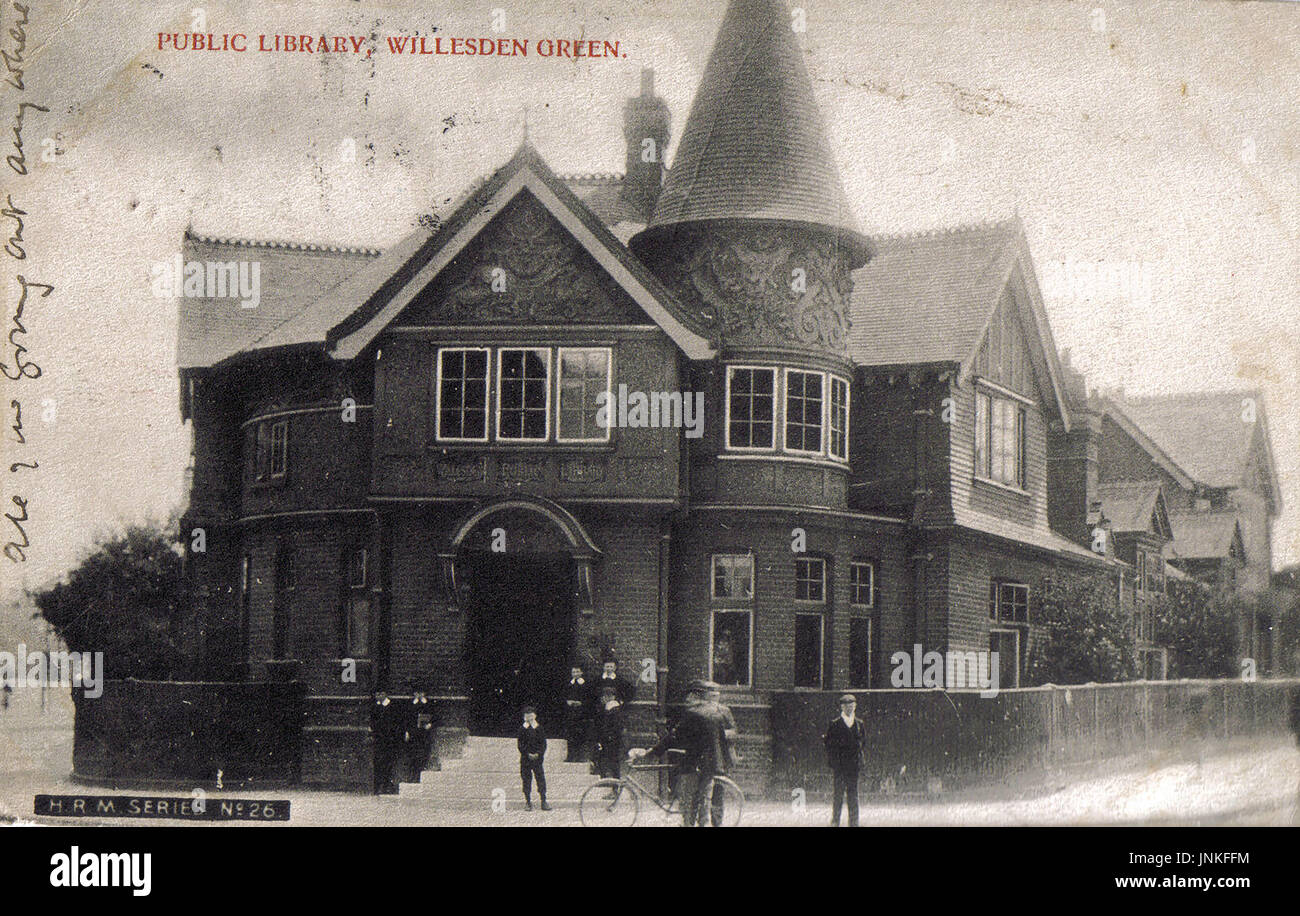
[32,523,186,680]
[1026,570,1137,685]
[1157,578,1239,679]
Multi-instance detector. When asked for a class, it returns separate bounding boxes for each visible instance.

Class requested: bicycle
[578,754,744,826]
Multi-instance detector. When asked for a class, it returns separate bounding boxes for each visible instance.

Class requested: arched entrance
[443,498,600,737]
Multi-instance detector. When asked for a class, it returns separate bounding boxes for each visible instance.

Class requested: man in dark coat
[594,684,626,780]
[642,679,733,826]
[517,706,551,811]
[563,664,591,761]
[823,693,866,827]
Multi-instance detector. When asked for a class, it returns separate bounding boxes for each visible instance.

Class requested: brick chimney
[619,68,671,222]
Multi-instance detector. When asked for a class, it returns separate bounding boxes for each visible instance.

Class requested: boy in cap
[594,684,626,781]
[517,705,551,811]
[822,693,866,826]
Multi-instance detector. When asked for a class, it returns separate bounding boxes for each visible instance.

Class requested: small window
[557,348,612,442]
[711,609,751,687]
[829,376,849,461]
[269,421,288,478]
[712,554,754,601]
[726,367,776,450]
[990,581,1029,623]
[794,613,824,688]
[273,547,294,660]
[347,548,368,590]
[849,617,872,688]
[784,370,825,455]
[795,557,825,602]
[976,390,1025,488]
[850,561,874,608]
[436,348,490,441]
[497,348,550,441]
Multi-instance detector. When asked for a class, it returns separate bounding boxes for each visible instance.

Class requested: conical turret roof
[632,0,866,262]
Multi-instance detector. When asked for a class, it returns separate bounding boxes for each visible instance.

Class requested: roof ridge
[185,229,382,257]
[558,172,624,183]
[866,215,1020,243]
[1125,387,1261,402]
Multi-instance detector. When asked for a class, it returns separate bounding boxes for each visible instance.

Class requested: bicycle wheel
[705,777,744,827]
[579,779,639,827]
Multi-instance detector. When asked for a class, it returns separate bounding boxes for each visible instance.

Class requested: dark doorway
[461,551,576,737]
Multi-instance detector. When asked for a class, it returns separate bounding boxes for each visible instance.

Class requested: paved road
[3,728,1297,827]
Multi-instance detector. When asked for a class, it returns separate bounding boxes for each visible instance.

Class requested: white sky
[2,0,1297,598]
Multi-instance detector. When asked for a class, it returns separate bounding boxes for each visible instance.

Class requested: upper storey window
[975,388,1026,489]
[254,419,288,481]
[436,348,490,442]
[557,348,612,443]
[497,348,551,441]
[724,366,849,463]
[434,346,612,445]
[784,370,824,455]
[726,367,776,450]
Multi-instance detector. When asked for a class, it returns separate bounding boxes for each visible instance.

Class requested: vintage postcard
[1,0,1298,873]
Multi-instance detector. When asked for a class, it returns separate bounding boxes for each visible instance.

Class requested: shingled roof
[176,235,379,370]
[631,0,867,263]
[1168,512,1245,562]
[1121,391,1269,491]
[848,220,1020,369]
[1096,480,1171,538]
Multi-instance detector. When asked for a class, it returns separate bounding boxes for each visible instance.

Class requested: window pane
[849,618,872,688]
[850,562,873,606]
[727,368,776,449]
[785,371,824,453]
[558,348,610,441]
[829,377,849,460]
[269,422,288,477]
[794,614,823,688]
[795,557,825,602]
[975,393,990,477]
[499,349,549,440]
[712,554,754,600]
[712,610,751,686]
[438,349,489,440]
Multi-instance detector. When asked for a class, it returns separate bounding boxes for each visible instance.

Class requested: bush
[1026,570,1137,685]
[32,523,187,680]
[1157,579,1238,679]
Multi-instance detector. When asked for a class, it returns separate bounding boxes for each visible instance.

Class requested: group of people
[513,657,635,811]
[514,663,871,827]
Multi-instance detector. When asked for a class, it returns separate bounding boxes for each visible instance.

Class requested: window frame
[848,616,873,689]
[495,347,552,443]
[783,368,827,457]
[849,560,875,609]
[268,420,288,479]
[434,346,492,443]
[989,580,1030,624]
[555,346,613,444]
[724,365,778,452]
[828,375,850,462]
[709,607,754,689]
[793,611,825,689]
[794,555,827,603]
[974,387,1027,490]
[711,553,755,602]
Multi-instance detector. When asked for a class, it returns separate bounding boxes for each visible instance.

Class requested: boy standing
[518,706,551,811]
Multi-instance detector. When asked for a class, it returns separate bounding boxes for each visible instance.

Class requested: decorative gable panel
[395,192,648,327]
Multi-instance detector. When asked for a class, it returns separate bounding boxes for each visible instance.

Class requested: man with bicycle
[639,679,735,826]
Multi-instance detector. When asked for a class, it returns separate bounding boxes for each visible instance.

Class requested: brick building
[174,0,1279,790]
